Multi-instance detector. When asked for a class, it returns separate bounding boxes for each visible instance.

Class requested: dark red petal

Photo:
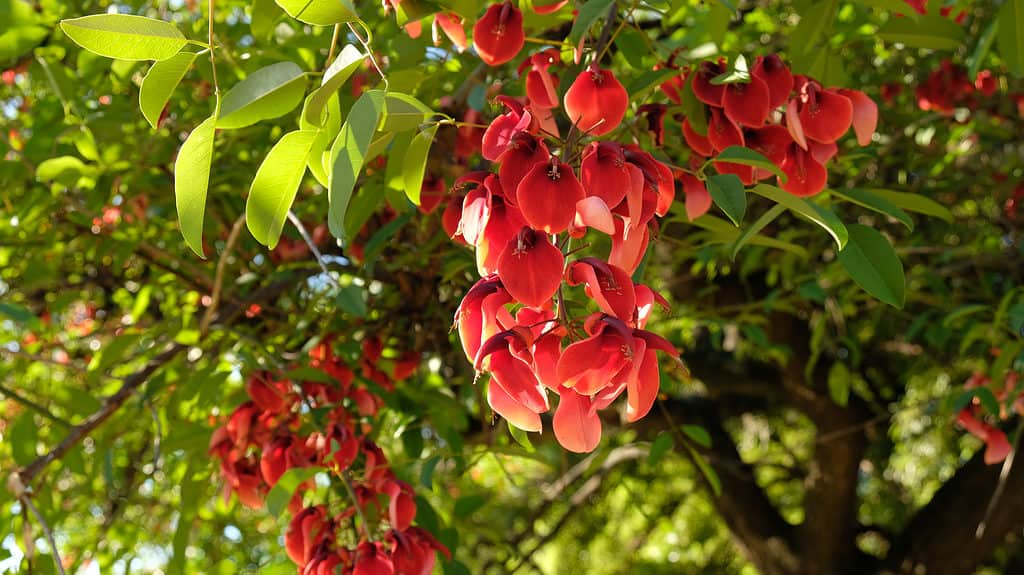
[477,198,527,276]
[799,87,853,144]
[526,69,559,109]
[751,54,793,109]
[780,144,828,197]
[563,66,629,136]
[680,173,711,220]
[553,388,602,453]
[497,228,564,307]
[498,133,549,204]
[682,117,714,157]
[692,60,726,106]
[567,257,637,321]
[481,97,532,161]
[723,75,771,127]
[517,160,586,233]
[472,2,525,66]
[708,106,745,152]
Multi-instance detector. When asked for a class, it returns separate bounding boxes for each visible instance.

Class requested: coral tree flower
[563,65,629,136]
[517,159,586,233]
[473,2,525,66]
[497,227,565,307]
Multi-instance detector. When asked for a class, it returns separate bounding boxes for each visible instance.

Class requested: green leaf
[682,424,712,449]
[877,13,966,51]
[251,0,285,40]
[453,495,487,518]
[838,224,905,308]
[507,420,535,451]
[730,203,785,260]
[998,0,1024,77]
[752,184,848,250]
[568,0,615,45]
[867,189,952,223]
[274,0,358,25]
[217,62,308,130]
[827,362,851,407]
[967,17,999,78]
[713,145,786,181]
[647,433,674,466]
[830,188,914,231]
[36,156,94,185]
[336,284,367,317]
[709,54,749,85]
[790,0,837,74]
[402,125,438,206]
[60,14,187,61]
[246,130,319,248]
[328,90,386,239]
[174,111,218,257]
[139,51,198,129]
[681,76,708,136]
[685,443,721,496]
[265,467,321,517]
[304,45,365,126]
[380,93,434,132]
[625,68,684,102]
[706,173,746,226]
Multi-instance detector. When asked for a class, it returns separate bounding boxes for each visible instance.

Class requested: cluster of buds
[663,54,877,198]
[438,30,681,452]
[956,371,1022,465]
[209,338,445,574]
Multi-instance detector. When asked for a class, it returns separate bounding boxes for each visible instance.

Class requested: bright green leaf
[265,467,322,517]
[139,51,198,129]
[868,189,952,223]
[709,54,750,85]
[217,62,307,130]
[304,45,365,126]
[713,145,786,181]
[36,156,94,185]
[174,112,218,257]
[380,92,434,132]
[274,0,358,25]
[706,173,746,226]
[328,90,386,239]
[60,14,187,61]
[730,203,785,260]
[998,0,1024,77]
[246,130,319,248]
[877,13,966,51]
[568,0,615,45]
[838,224,905,308]
[752,184,848,250]
[830,188,914,231]
[402,125,438,206]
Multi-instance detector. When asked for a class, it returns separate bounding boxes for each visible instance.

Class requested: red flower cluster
[209,339,446,574]
[441,50,681,453]
[956,371,1022,465]
[665,55,877,200]
[915,60,1000,115]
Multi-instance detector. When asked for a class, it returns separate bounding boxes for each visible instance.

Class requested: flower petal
[553,388,602,453]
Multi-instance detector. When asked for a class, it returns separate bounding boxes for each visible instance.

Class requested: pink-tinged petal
[573,196,615,234]
[497,227,564,307]
[957,409,988,439]
[517,160,586,233]
[680,173,711,221]
[692,60,726,106]
[566,257,637,321]
[488,378,542,431]
[455,277,512,364]
[984,428,1012,464]
[404,20,423,39]
[780,144,828,197]
[683,118,714,157]
[563,66,629,136]
[477,196,527,276]
[837,88,878,146]
[459,185,491,246]
[532,330,564,391]
[530,103,560,138]
[798,87,853,144]
[526,69,559,109]
[472,2,525,66]
[580,142,631,208]
[751,55,793,109]
[723,75,771,127]
[556,327,629,395]
[785,98,808,150]
[553,388,602,453]
[623,145,674,217]
[490,348,550,413]
[620,163,646,232]
[626,345,660,422]
[434,13,468,52]
[634,284,670,329]
[498,133,549,205]
[609,217,649,274]
[481,96,532,161]
[532,0,569,13]
[809,139,838,165]
[708,106,745,152]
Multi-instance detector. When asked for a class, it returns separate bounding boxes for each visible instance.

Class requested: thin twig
[207,0,220,94]
[20,495,66,575]
[0,381,71,427]
[200,215,246,334]
[976,420,1024,538]
[287,211,340,289]
[340,470,374,542]
[347,23,386,85]
[326,23,342,68]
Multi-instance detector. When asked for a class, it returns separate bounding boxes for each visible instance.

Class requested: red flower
[566,257,637,322]
[454,276,513,364]
[481,96,532,161]
[692,59,727,106]
[780,142,828,197]
[497,133,550,205]
[836,88,878,146]
[553,387,603,453]
[497,227,564,307]
[473,2,525,66]
[580,141,631,209]
[517,159,586,233]
[682,118,713,157]
[354,541,396,575]
[679,172,711,221]
[794,78,852,143]
[722,75,771,127]
[433,13,467,52]
[563,65,629,136]
[751,54,793,109]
